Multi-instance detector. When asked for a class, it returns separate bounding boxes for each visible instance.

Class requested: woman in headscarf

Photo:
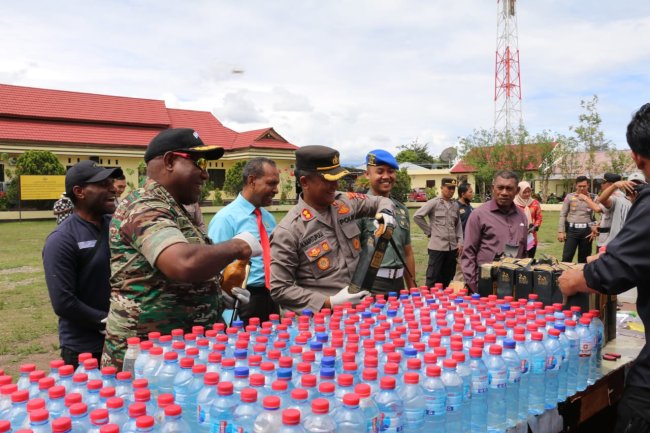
[514,181,543,258]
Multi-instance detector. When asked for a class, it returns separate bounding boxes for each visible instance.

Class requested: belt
[376,268,404,279]
[599,227,610,233]
[568,223,589,229]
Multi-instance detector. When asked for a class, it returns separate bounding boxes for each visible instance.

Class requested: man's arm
[455,207,464,254]
[598,181,635,209]
[461,211,481,292]
[558,196,569,241]
[269,225,328,312]
[413,200,434,236]
[42,233,107,330]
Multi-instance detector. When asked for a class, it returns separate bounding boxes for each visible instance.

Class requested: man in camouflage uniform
[102,128,261,370]
[270,145,395,313]
[357,149,416,294]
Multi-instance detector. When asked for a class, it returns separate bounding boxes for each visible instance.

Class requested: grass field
[0,210,564,377]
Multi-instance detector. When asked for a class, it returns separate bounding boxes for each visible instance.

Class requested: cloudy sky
[2,0,649,162]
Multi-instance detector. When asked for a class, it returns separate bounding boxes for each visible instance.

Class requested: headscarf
[514,181,534,225]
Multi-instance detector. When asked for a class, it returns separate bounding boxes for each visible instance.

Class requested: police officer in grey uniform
[414,178,463,288]
[270,145,395,313]
[558,175,598,263]
[596,172,623,248]
[357,150,417,294]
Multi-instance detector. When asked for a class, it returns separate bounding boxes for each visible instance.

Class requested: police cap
[295,145,349,181]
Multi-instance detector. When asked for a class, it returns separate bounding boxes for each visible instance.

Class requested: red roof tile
[0,83,170,127]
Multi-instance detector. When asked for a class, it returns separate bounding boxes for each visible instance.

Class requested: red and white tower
[494,0,522,136]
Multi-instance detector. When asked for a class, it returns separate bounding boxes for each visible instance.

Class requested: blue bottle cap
[503,338,516,349]
[471,293,481,300]
[554,323,566,332]
[234,349,248,359]
[320,368,335,379]
[277,368,293,379]
[387,310,397,317]
[302,309,314,317]
[400,294,409,300]
[403,347,417,357]
[316,333,329,343]
[234,366,249,378]
[233,320,244,328]
[321,356,336,368]
[388,292,398,298]
[309,341,323,351]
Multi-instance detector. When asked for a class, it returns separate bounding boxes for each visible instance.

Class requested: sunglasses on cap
[171,151,208,171]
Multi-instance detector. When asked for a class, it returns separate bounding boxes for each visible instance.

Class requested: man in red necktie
[208,157,281,324]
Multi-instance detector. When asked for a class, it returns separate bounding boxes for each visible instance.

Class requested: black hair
[626,103,650,158]
[493,170,519,184]
[113,174,126,181]
[576,175,589,184]
[242,157,276,184]
[458,182,471,196]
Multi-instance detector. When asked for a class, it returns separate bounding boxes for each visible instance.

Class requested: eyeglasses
[171,152,208,171]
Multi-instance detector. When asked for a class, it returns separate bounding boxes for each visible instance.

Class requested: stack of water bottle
[0,286,606,433]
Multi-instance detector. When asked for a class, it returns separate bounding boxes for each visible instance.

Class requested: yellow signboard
[20,175,65,200]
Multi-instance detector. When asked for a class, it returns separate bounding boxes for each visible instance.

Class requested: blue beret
[366,149,399,170]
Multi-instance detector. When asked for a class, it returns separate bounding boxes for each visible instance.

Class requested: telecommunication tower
[494,0,522,136]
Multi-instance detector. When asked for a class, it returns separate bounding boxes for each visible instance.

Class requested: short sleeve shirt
[102,179,221,369]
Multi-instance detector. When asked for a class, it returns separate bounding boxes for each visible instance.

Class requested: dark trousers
[61,347,102,370]
[237,286,278,325]
[527,245,537,259]
[370,276,405,296]
[614,386,650,433]
[426,249,457,288]
[562,227,593,263]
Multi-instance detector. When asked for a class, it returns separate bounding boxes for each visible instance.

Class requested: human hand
[457,246,463,257]
[586,252,603,264]
[231,287,251,305]
[329,285,370,306]
[615,180,636,195]
[558,269,586,297]
[558,232,566,242]
[586,227,598,241]
[234,232,262,257]
[373,211,395,236]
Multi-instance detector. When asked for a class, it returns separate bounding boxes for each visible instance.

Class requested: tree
[395,139,436,165]
[570,95,612,186]
[602,149,635,176]
[6,150,66,209]
[223,161,247,196]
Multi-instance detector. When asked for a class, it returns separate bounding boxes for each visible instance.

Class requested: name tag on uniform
[78,240,97,249]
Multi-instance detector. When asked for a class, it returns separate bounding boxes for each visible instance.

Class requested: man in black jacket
[559,103,650,433]
[43,161,122,368]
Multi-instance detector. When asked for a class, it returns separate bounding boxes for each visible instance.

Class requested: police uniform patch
[308,246,321,257]
[301,209,314,221]
[346,192,367,200]
[317,256,330,270]
[321,241,331,251]
[353,238,361,250]
[338,204,350,215]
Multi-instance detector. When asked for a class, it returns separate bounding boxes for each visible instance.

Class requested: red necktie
[254,208,271,289]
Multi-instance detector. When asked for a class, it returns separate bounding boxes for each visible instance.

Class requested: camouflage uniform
[101,179,221,370]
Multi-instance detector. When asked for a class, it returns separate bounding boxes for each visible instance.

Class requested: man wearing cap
[558,175,599,263]
[43,160,123,368]
[414,177,463,288]
[595,172,624,248]
[102,128,261,370]
[559,104,650,433]
[270,145,395,313]
[208,157,281,323]
[596,172,646,246]
[356,150,416,293]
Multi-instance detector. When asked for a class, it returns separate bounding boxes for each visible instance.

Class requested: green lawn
[0,210,563,377]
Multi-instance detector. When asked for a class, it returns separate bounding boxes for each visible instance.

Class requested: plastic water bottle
[83,359,102,383]
[196,372,220,433]
[134,389,157,418]
[254,395,283,433]
[513,334,530,421]
[485,345,507,432]
[121,337,141,377]
[135,341,153,379]
[161,404,191,433]
[69,402,91,433]
[233,388,262,433]
[527,332,547,415]
[398,372,426,433]
[8,389,30,428]
[29,370,46,398]
[588,311,604,384]
[452,351,472,433]
[135,415,157,433]
[279,408,306,433]
[28,408,51,433]
[576,318,593,392]
[543,329,562,410]
[157,352,180,396]
[501,338,522,428]
[468,347,488,433]
[374,376,404,433]
[355,383,381,433]
[154,393,175,425]
[121,402,146,433]
[88,408,109,433]
[85,380,103,411]
[104,397,127,427]
[51,417,73,433]
[172,358,194,408]
[115,372,134,404]
[554,324,570,402]
[0,384,17,419]
[46,385,67,419]
[303,398,336,433]
[441,359,463,433]
[209,382,238,433]
[333,393,366,433]
[564,320,580,396]
[287,388,311,419]
[142,347,164,393]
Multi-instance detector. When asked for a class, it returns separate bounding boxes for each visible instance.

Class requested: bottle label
[210,421,232,433]
[520,359,529,374]
[488,370,507,389]
[531,357,546,374]
[472,374,488,394]
[198,405,208,424]
[579,341,593,358]
[379,411,404,432]
[546,355,559,371]
[446,391,463,411]
[425,394,446,415]
[507,366,521,384]
[368,415,380,433]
